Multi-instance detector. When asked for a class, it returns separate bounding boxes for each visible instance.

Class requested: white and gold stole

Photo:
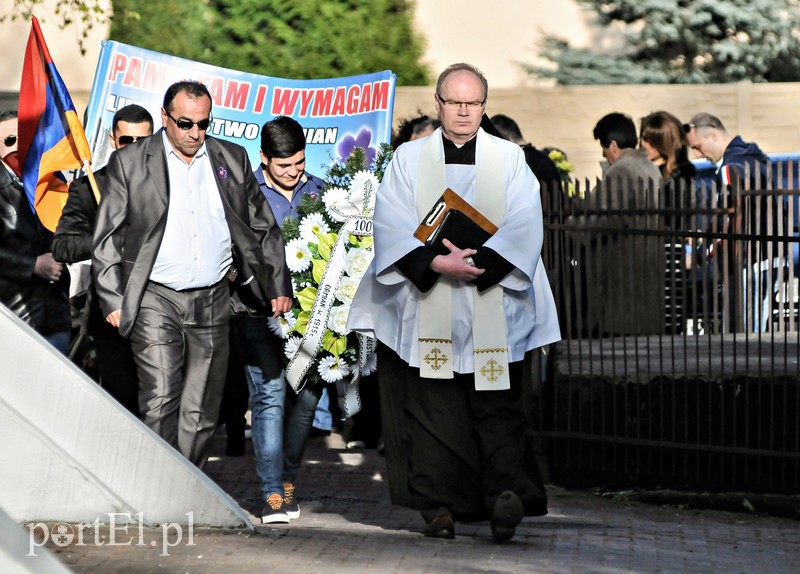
[415,131,510,391]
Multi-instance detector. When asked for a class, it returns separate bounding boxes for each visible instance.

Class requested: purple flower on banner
[217,166,228,179]
[337,128,376,166]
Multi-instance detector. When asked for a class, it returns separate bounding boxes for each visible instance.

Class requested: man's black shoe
[490,490,524,543]
[424,514,455,539]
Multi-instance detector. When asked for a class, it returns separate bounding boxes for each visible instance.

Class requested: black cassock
[374,130,548,522]
[377,344,547,522]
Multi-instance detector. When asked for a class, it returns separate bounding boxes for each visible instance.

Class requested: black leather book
[414,188,498,253]
[425,209,494,254]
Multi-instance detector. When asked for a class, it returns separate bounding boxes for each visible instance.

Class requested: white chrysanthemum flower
[318,355,349,383]
[284,336,302,360]
[344,247,372,279]
[327,304,351,335]
[267,313,296,339]
[299,212,330,243]
[347,170,380,217]
[334,275,360,304]
[361,349,378,376]
[285,238,312,273]
[322,187,350,222]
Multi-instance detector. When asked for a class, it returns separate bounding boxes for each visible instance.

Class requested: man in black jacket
[52,104,154,414]
[490,113,561,194]
[0,110,71,353]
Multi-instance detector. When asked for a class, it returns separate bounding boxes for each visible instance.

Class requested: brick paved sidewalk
[43,432,799,574]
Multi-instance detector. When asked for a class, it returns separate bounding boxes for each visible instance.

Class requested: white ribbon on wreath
[285,170,379,417]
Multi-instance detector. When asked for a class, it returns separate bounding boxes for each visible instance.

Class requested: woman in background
[640,110,698,335]
[640,110,696,184]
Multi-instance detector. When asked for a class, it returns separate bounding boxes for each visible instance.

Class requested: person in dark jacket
[684,113,770,189]
[685,112,776,331]
[52,104,153,414]
[0,110,71,353]
[490,113,561,194]
[638,111,697,334]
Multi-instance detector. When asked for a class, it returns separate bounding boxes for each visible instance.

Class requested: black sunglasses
[117,135,144,145]
[3,135,16,147]
[164,110,212,131]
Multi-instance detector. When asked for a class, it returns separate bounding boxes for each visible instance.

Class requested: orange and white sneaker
[261,493,289,524]
[283,482,300,519]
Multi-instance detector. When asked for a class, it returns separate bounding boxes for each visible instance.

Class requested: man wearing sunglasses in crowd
[52,104,154,415]
[0,110,71,354]
[92,81,292,468]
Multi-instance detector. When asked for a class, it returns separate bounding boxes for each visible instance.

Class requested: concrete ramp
[0,305,252,528]
[0,505,73,573]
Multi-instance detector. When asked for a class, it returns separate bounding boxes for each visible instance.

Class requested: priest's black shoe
[490,490,524,543]
[424,514,455,539]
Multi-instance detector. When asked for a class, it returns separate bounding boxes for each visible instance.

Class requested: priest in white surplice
[348,63,561,543]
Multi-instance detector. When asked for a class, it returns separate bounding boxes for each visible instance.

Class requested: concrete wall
[0,305,251,528]
[393,81,800,181]
[412,0,594,88]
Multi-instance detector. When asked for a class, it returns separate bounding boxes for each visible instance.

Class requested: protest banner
[83,41,396,174]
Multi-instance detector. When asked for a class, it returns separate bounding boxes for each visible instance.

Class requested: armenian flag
[17,16,92,232]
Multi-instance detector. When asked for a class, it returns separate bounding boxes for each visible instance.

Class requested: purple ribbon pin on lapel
[217,166,228,179]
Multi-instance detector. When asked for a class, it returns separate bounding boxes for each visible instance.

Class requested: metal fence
[535,167,800,493]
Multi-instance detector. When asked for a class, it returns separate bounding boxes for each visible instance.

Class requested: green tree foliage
[530,0,800,84]
[110,0,215,64]
[110,0,430,85]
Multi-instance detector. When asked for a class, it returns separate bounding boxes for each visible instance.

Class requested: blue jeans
[313,387,333,431]
[231,315,324,495]
[283,383,323,483]
[44,330,70,355]
[230,315,285,499]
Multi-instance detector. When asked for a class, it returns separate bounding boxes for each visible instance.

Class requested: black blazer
[92,130,291,337]
[53,166,108,264]
[0,165,70,335]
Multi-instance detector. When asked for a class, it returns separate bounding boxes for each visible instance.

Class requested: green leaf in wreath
[295,311,310,335]
[296,286,318,312]
[322,330,347,357]
[311,258,328,284]
[317,231,337,260]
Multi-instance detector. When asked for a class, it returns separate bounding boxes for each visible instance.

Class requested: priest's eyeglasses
[436,94,486,110]
[164,110,212,131]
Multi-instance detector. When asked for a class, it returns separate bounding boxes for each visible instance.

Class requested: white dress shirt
[150,132,232,290]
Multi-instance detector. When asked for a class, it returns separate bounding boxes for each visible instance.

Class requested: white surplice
[348,128,561,374]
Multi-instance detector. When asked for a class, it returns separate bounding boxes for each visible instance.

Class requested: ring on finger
[465,256,475,267]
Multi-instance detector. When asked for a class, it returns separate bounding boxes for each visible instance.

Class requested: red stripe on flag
[17,16,92,231]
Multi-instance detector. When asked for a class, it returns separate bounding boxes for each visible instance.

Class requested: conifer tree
[530,0,800,84]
